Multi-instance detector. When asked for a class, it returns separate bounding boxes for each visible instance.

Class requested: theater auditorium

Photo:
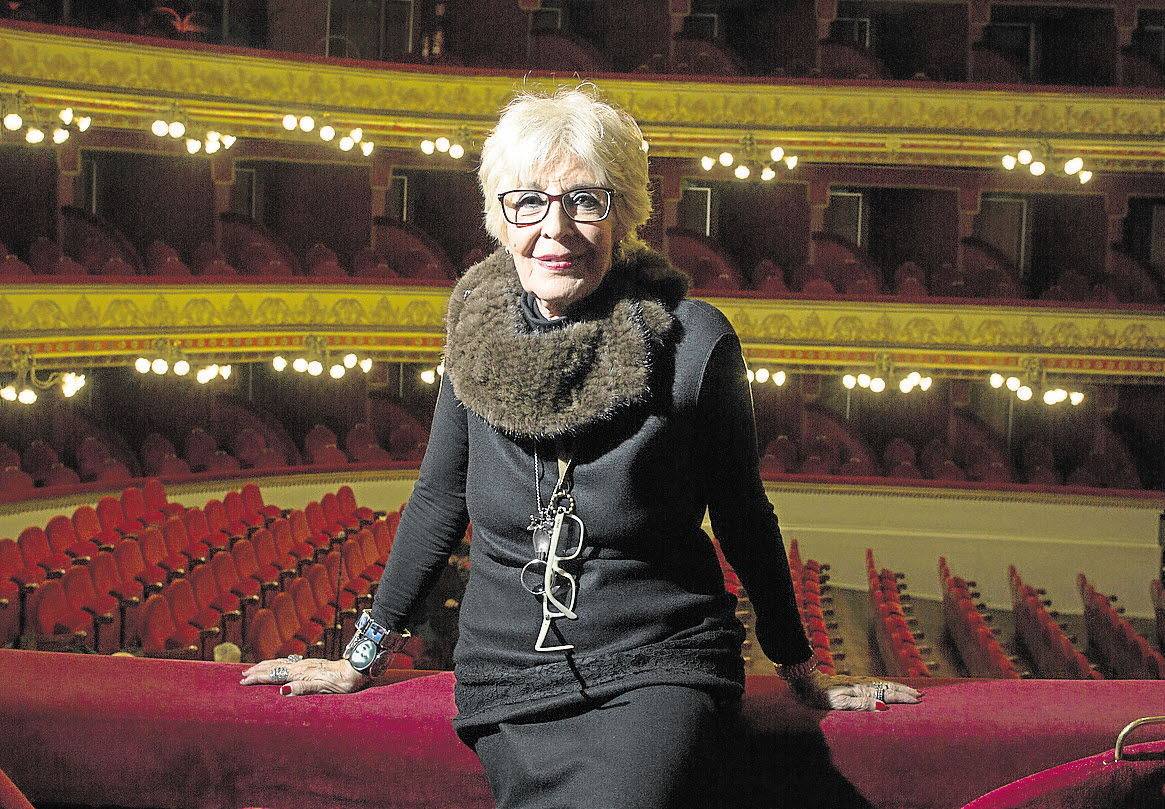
[0,2,1163,807]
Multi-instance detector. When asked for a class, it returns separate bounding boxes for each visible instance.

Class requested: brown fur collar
[444,244,690,441]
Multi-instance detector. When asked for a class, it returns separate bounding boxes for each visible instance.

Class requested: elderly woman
[242,86,920,807]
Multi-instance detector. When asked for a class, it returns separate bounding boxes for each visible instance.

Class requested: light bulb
[899,378,914,393]
[292,357,308,373]
[773,370,786,386]
[52,127,69,144]
[339,136,354,152]
[17,388,36,404]
[1063,157,1083,175]
[769,146,784,161]
[0,385,16,401]
[734,165,750,179]
[421,369,436,384]
[185,138,202,154]
[746,369,755,383]
[784,155,798,169]
[204,139,221,155]
[1016,385,1032,401]
[349,127,363,143]
[59,108,74,125]
[857,373,871,388]
[842,374,857,390]
[219,364,232,380]
[1069,391,1084,406]
[989,372,1004,388]
[4,112,23,131]
[1001,154,1017,170]
[329,364,345,379]
[907,371,921,384]
[359,358,372,373]
[435,136,449,152]
[25,127,44,144]
[151,358,168,375]
[343,353,358,368]
[755,368,770,383]
[718,152,733,166]
[168,120,185,138]
[319,125,336,141]
[1029,161,1045,176]
[700,156,715,171]
[449,143,464,159]
[205,131,220,143]
[1043,389,1058,405]
[361,141,374,157]
[919,376,932,391]
[272,356,287,372]
[62,382,77,398]
[307,360,323,377]
[173,360,190,376]
[282,114,297,130]
[421,139,435,154]
[151,119,168,137]
[75,373,86,389]
[298,115,315,132]
[1078,170,1092,184]
[220,134,235,149]
[1005,376,1021,391]
[135,357,151,374]
[76,116,91,132]
[1017,149,1032,165]
[870,377,886,393]
[761,166,776,181]
[197,368,212,384]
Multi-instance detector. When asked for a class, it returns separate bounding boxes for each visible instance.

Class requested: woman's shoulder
[673,298,736,343]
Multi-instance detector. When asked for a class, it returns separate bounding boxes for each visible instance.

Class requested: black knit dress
[369,246,811,808]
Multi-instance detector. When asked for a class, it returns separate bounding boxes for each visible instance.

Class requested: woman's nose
[539,198,577,240]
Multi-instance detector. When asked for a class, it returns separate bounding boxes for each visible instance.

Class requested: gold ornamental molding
[711,295,1165,379]
[1,22,1164,170]
[0,282,451,366]
[1,282,1163,379]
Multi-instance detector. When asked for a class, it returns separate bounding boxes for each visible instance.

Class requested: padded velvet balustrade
[3,649,1165,809]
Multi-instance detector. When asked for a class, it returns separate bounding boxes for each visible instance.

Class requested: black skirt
[471,684,741,809]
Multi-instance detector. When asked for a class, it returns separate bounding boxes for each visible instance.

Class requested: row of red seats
[866,549,934,678]
[305,422,427,466]
[708,539,757,662]
[1008,566,1102,680]
[787,540,840,675]
[1077,573,1165,679]
[23,484,288,652]
[938,557,1022,679]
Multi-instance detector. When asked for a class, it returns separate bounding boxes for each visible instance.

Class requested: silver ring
[286,655,303,663]
[270,665,290,684]
[870,682,889,702]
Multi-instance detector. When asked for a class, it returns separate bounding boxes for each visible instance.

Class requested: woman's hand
[239,656,369,697]
[788,670,922,711]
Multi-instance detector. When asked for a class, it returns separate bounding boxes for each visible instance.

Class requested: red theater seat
[140,593,200,659]
[33,579,89,651]
[17,527,70,578]
[61,565,118,654]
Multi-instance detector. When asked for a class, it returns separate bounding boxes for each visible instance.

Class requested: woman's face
[501,155,617,318]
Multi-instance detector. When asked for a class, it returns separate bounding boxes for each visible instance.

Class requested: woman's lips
[536,257,576,271]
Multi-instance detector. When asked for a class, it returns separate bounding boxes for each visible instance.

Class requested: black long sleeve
[370,374,469,631]
[696,332,813,666]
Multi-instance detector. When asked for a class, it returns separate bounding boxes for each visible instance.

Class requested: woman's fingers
[824,680,923,711]
[240,658,361,695]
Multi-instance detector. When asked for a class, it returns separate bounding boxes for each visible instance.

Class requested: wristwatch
[342,610,411,677]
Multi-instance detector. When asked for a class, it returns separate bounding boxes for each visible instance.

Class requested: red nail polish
[875,700,888,711]
[280,684,293,697]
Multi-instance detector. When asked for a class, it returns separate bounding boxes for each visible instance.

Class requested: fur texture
[444,244,690,441]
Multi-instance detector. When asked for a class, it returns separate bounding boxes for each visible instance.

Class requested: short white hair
[478,85,651,253]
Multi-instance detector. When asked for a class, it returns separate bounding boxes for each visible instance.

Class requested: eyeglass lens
[501,188,611,224]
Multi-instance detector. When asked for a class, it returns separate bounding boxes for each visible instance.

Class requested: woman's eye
[516,193,545,209]
[569,191,599,209]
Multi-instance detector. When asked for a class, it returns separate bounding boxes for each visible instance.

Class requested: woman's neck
[535,296,565,320]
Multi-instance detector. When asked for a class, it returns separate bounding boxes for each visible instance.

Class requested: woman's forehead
[511,153,603,190]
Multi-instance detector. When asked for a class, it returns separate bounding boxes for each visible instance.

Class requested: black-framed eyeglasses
[497,187,615,226]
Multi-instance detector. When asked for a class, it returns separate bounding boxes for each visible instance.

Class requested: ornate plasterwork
[1,23,1163,169]
[1,282,1162,377]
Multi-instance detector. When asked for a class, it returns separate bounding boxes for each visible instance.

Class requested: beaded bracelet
[776,655,819,681]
